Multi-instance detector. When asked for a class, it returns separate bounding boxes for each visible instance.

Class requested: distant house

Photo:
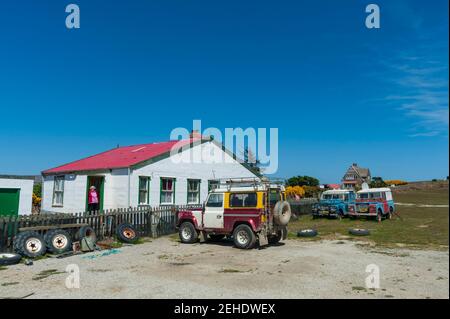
[41,134,259,214]
[341,163,371,189]
[0,175,34,216]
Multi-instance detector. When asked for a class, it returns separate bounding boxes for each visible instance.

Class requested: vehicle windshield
[357,192,382,200]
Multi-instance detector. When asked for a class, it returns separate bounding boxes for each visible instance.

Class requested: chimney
[189,130,202,139]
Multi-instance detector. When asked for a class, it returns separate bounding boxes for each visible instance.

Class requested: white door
[203,193,224,229]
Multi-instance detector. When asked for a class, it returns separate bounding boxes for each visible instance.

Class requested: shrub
[385,180,408,186]
[285,186,305,199]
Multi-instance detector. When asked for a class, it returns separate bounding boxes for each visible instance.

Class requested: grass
[1,282,19,286]
[219,268,244,273]
[288,185,449,250]
[0,266,7,271]
[32,269,65,281]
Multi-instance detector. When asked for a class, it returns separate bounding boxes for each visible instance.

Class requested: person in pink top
[88,186,99,212]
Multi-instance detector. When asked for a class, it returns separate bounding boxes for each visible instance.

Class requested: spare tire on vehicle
[44,229,72,254]
[13,231,46,258]
[349,228,370,236]
[116,223,140,244]
[297,229,318,237]
[0,253,22,266]
[273,201,292,226]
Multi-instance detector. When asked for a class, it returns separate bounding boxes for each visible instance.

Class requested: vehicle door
[203,193,224,229]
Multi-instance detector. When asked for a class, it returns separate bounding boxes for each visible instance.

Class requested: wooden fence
[0,205,202,252]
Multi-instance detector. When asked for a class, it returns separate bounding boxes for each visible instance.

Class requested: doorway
[86,176,105,212]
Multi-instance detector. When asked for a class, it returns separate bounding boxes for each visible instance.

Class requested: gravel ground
[0,237,448,299]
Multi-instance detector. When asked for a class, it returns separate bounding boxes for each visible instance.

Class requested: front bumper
[312,209,339,218]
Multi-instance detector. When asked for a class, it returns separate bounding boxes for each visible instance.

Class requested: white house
[41,136,259,213]
[0,175,34,216]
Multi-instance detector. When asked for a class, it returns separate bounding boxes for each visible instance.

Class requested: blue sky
[0,0,448,183]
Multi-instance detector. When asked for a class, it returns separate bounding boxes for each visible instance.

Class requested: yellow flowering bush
[385,180,408,186]
[285,186,305,199]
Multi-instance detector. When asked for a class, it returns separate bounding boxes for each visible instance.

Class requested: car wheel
[13,231,46,258]
[44,229,72,254]
[349,228,370,236]
[233,224,256,249]
[117,223,140,244]
[0,253,22,266]
[179,222,198,244]
[297,229,318,237]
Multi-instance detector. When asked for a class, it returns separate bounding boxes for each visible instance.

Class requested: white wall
[0,178,34,215]
[42,141,258,212]
[130,141,257,206]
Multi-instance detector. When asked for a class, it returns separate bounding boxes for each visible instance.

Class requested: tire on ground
[76,225,97,242]
[179,222,198,244]
[0,253,22,266]
[349,228,370,236]
[297,229,318,237]
[232,224,256,249]
[44,229,73,254]
[13,231,46,258]
[116,223,140,244]
[273,201,292,226]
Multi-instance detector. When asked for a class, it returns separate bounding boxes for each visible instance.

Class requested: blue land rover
[312,189,356,219]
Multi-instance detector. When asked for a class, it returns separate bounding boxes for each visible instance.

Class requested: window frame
[138,176,151,205]
[160,177,176,205]
[187,179,201,204]
[228,192,258,208]
[208,180,220,192]
[52,175,65,207]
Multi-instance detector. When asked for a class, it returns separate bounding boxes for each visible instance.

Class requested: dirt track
[1,237,448,299]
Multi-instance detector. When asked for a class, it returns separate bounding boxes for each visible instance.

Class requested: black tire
[268,230,283,244]
[297,229,318,237]
[349,228,370,236]
[208,234,225,241]
[116,223,140,244]
[233,224,256,249]
[179,222,198,244]
[44,229,72,254]
[0,253,22,266]
[76,225,97,242]
[13,231,46,258]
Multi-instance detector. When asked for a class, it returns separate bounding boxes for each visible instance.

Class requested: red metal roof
[42,138,200,174]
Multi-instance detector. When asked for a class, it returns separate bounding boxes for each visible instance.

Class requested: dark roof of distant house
[42,138,203,175]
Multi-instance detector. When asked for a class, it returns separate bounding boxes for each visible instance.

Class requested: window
[208,180,219,192]
[206,193,223,207]
[187,179,200,204]
[52,176,65,206]
[160,178,175,204]
[229,193,257,208]
[269,190,281,205]
[138,177,150,205]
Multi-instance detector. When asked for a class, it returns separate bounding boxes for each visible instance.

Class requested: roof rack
[210,177,285,191]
